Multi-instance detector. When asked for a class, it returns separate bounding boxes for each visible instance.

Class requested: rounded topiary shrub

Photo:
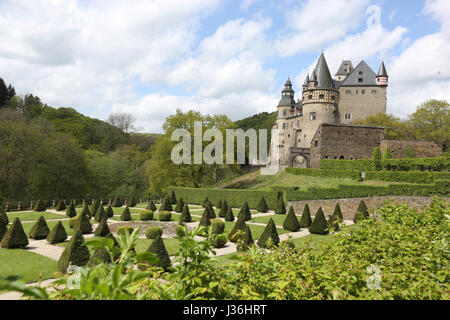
[158,211,171,221]
[116,226,134,236]
[210,219,225,235]
[212,234,228,248]
[176,225,186,238]
[140,210,154,221]
[146,227,163,239]
[47,221,68,244]
[28,216,50,240]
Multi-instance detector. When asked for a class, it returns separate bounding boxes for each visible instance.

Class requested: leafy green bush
[168,187,279,210]
[28,216,50,240]
[58,231,90,273]
[55,200,66,211]
[33,200,46,212]
[69,215,79,229]
[47,221,68,244]
[179,204,192,223]
[256,196,269,213]
[224,207,235,222]
[309,208,329,235]
[146,227,163,239]
[0,218,29,248]
[299,204,312,228]
[94,218,110,237]
[120,206,132,221]
[383,148,392,160]
[147,235,171,271]
[283,207,300,232]
[117,226,134,236]
[285,167,361,180]
[212,234,228,248]
[257,218,280,248]
[275,197,286,214]
[158,211,171,221]
[235,225,253,251]
[140,210,154,221]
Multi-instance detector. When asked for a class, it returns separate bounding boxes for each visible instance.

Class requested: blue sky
[0,0,449,133]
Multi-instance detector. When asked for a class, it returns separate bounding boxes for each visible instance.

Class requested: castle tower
[300,53,339,148]
[376,61,389,86]
[334,60,353,81]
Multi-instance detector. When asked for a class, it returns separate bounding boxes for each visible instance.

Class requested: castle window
[356,89,358,94]
[346,90,351,94]
[358,78,363,83]
[362,89,366,94]
[283,110,287,117]
[372,90,377,94]
[310,112,316,120]
[345,113,352,120]
[282,123,286,129]
[288,134,290,137]
[339,155,345,160]
[314,140,318,147]
[359,71,363,75]
[319,94,325,99]
[331,95,335,100]
[308,95,313,100]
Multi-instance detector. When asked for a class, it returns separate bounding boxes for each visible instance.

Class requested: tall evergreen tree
[0,78,8,107]
[299,203,312,228]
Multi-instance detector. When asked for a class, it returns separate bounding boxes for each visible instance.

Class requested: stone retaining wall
[287,196,450,220]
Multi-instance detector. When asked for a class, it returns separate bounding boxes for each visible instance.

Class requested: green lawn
[6,211,66,223]
[251,214,292,227]
[22,220,74,237]
[0,249,59,283]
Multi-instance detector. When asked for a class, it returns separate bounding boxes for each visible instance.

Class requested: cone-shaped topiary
[128,196,137,207]
[216,200,222,209]
[74,212,93,235]
[0,205,8,226]
[283,207,301,232]
[94,205,107,223]
[309,207,329,235]
[120,206,132,221]
[383,147,392,160]
[66,201,77,218]
[90,200,100,217]
[236,225,254,251]
[0,218,29,248]
[224,207,235,222]
[299,204,312,228]
[105,205,114,218]
[33,199,46,212]
[147,235,171,271]
[328,203,343,231]
[257,196,269,213]
[199,209,211,228]
[80,203,91,218]
[55,200,66,211]
[238,202,251,221]
[146,200,157,211]
[170,191,177,205]
[94,218,110,237]
[160,196,173,212]
[112,195,123,207]
[202,197,209,208]
[219,200,228,218]
[47,221,68,244]
[87,247,111,267]
[28,216,50,240]
[179,204,192,223]
[206,201,216,219]
[257,218,280,248]
[275,197,286,214]
[353,200,369,223]
[58,231,90,273]
[228,216,247,243]
[0,224,6,242]
[174,197,184,213]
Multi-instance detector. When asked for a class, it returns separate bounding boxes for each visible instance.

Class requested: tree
[224,207,235,222]
[275,197,286,214]
[328,203,343,231]
[283,207,300,232]
[94,218,110,237]
[66,201,77,218]
[105,205,114,218]
[33,200,46,212]
[353,113,410,140]
[28,216,50,240]
[120,206,132,221]
[0,218,29,248]
[199,209,211,228]
[55,200,66,211]
[128,195,137,207]
[94,205,107,222]
[257,196,269,213]
[179,204,192,223]
[58,231,90,273]
[146,200,157,211]
[299,204,312,228]
[257,218,280,248]
[238,202,251,221]
[112,195,123,207]
[147,235,171,271]
[107,113,136,134]
[0,78,8,107]
[372,147,382,160]
[309,208,329,235]
[228,216,246,243]
[219,200,228,218]
[74,212,93,234]
[206,201,216,219]
[47,221,68,244]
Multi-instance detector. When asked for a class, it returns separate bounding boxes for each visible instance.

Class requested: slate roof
[377,61,388,77]
[339,60,377,87]
[335,60,354,76]
[315,53,335,89]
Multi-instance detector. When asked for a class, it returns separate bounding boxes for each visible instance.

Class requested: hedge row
[285,180,449,201]
[167,187,279,210]
[285,168,361,180]
[286,167,450,184]
[320,157,450,172]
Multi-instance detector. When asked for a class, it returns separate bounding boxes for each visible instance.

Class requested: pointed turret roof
[278,78,296,107]
[303,74,310,86]
[377,61,388,77]
[315,53,335,89]
[310,68,317,82]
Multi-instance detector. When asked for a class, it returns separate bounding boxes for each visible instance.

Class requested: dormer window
[358,78,363,83]
[359,71,363,75]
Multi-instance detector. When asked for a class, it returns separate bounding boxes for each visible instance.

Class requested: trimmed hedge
[117,226,134,236]
[146,200,157,211]
[224,207,235,222]
[94,206,107,223]
[33,199,46,212]
[105,205,114,218]
[218,200,228,218]
[228,216,246,243]
[120,207,132,221]
[320,157,450,172]
[140,210,154,221]
[167,187,279,210]
[146,227,163,239]
[238,202,251,221]
[283,207,300,232]
[299,204,312,228]
[158,211,171,221]
[210,219,225,235]
[55,200,66,211]
[286,167,361,180]
[74,213,93,235]
[179,204,192,223]
[256,196,269,213]
[66,201,77,218]
[275,197,286,214]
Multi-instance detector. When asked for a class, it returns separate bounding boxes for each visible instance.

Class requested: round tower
[376,61,389,86]
[300,53,339,148]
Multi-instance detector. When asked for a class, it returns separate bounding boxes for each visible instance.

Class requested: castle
[272,52,390,169]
